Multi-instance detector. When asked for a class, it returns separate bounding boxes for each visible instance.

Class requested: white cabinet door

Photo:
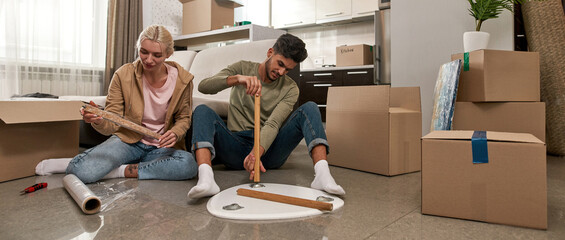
[352,0,379,18]
[316,0,352,24]
[272,0,316,29]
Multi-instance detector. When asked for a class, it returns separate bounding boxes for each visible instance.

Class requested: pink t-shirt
[141,63,178,146]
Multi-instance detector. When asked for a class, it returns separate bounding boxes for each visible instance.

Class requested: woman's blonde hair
[136,25,174,56]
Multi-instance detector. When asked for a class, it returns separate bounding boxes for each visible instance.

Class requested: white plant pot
[463,31,490,52]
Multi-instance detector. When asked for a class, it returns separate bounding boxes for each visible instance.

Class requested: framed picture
[430,59,462,131]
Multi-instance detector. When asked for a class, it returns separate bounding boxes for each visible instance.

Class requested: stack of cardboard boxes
[451,50,545,141]
[422,50,547,229]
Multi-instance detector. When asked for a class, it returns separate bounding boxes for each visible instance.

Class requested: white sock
[35,158,72,175]
[188,164,220,199]
[311,160,346,195]
[102,165,127,179]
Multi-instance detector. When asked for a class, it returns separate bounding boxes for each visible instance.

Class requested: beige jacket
[93,59,194,150]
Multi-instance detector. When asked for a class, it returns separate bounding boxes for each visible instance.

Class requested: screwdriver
[20,182,48,195]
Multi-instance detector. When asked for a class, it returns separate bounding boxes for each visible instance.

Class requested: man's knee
[302,101,319,112]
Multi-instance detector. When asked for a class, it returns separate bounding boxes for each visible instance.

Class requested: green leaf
[467,0,524,31]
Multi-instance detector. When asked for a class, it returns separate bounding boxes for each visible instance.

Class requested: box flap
[422,130,544,144]
[0,101,83,124]
[327,86,390,112]
[389,87,421,111]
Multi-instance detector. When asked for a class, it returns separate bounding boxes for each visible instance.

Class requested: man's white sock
[188,164,220,199]
[311,160,346,195]
[102,165,127,179]
[35,158,72,175]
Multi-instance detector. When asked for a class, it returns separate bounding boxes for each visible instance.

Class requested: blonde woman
[63,25,196,183]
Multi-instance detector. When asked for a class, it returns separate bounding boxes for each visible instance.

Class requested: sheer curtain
[0,0,108,99]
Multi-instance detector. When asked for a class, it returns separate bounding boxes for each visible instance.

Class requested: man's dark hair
[272,33,308,63]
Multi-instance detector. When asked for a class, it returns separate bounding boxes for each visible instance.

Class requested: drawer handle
[356,11,374,15]
[317,104,327,108]
[313,73,332,77]
[284,21,303,26]
[325,12,343,17]
[313,84,332,87]
[347,71,368,75]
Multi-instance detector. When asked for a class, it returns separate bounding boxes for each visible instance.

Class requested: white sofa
[168,39,283,117]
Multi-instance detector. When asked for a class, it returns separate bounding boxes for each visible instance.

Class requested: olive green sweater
[198,60,299,151]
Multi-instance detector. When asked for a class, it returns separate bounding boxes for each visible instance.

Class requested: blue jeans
[67,135,197,183]
[191,102,329,170]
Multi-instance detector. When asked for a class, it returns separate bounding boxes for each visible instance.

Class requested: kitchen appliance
[374,0,391,84]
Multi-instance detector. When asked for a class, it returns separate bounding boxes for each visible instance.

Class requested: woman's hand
[243,148,266,181]
[81,101,103,125]
[158,130,177,148]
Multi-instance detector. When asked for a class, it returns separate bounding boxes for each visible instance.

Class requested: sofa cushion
[167,50,198,71]
[189,39,277,117]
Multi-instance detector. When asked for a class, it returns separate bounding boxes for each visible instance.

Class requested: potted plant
[464,0,524,52]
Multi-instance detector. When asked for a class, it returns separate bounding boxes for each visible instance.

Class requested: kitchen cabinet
[299,66,374,121]
[352,0,379,18]
[272,0,316,29]
[342,68,374,86]
[316,0,352,24]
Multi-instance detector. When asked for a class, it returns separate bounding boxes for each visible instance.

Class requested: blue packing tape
[472,131,488,164]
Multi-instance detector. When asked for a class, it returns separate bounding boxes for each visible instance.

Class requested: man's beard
[265,57,279,81]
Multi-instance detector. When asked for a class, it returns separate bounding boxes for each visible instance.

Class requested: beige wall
[391,0,513,135]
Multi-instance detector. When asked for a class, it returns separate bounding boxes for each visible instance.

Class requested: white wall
[290,21,375,69]
[234,0,270,26]
[391,0,513,135]
[143,0,183,36]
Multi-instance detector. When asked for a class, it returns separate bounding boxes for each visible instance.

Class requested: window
[0,0,108,98]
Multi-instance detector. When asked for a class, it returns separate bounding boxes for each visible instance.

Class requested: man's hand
[159,130,177,148]
[243,148,266,181]
[227,75,262,96]
[81,101,103,125]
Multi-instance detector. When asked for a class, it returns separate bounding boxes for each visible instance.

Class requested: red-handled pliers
[20,183,48,195]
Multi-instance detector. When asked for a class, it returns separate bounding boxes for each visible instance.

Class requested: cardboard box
[336,44,374,67]
[179,0,241,35]
[451,50,540,102]
[422,130,547,229]
[326,85,421,176]
[0,101,83,182]
[453,102,546,141]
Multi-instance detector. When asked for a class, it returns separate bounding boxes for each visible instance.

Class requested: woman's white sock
[311,160,346,195]
[35,158,72,175]
[188,164,220,199]
[102,165,127,179]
